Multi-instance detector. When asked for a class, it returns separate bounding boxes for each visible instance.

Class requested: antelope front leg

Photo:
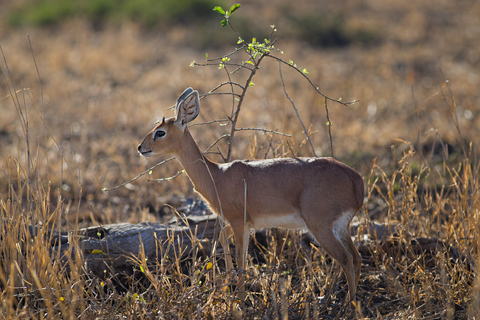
[232,221,252,302]
[218,224,234,272]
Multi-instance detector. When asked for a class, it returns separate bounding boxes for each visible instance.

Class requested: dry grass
[1,0,479,318]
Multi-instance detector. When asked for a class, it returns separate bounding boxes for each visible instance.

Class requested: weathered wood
[52,214,223,278]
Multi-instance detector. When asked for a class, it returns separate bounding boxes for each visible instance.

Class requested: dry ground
[1,0,480,318]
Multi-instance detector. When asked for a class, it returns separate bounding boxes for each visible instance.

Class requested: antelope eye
[154,130,166,140]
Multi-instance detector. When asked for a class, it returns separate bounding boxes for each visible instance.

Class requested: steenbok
[138,88,364,301]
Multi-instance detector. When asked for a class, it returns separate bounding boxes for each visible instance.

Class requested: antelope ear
[175,88,199,128]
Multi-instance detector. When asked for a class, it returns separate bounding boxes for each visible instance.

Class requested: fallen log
[51,213,223,278]
[33,199,470,281]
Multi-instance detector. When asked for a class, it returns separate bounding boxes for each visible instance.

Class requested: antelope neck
[175,129,221,208]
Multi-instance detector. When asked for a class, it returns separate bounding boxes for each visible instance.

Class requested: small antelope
[138,88,364,301]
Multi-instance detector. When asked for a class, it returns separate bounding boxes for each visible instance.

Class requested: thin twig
[166,87,242,111]
[205,45,245,62]
[229,61,255,74]
[228,20,242,39]
[189,118,229,127]
[221,62,239,120]
[203,151,221,155]
[193,61,254,72]
[324,98,334,158]
[203,91,242,98]
[204,134,230,153]
[278,62,317,157]
[102,157,175,191]
[235,127,291,137]
[225,61,255,73]
[148,170,184,182]
[268,54,358,106]
[204,81,245,94]
[217,146,227,162]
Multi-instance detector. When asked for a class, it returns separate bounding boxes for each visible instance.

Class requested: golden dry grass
[1,0,479,318]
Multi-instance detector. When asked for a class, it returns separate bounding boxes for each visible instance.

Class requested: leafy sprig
[213,4,241,27]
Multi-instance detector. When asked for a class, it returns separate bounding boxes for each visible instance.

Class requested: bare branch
[204,134,230,153]
[324,98,334,158]
[267,54,358,107]
[204,81,245,94]
[221,60,238,127]
[102,157,175,192]
[278,62,317,157]
[193,61,254,73]
[235,127,291,137]
[217,146,227,162]
[202,92,242,98]
[148,170,184,182]
[205,45,245,62]
[226,54,267,162]
[229,61,255,74]
[189,118,229,127]
[227,20,242,40]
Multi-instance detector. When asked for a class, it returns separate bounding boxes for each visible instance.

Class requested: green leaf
[221,19,227,27]
[228,4,241,15]
[91,249,105,255]
[213,6,225,15]
[205,53,208,59]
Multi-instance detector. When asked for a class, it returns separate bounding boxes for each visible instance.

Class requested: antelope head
[137,88,199,157]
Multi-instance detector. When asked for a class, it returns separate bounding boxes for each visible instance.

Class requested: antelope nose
[137,144,142,152]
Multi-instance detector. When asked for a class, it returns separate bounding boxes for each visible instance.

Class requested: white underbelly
[252,212,308,230]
